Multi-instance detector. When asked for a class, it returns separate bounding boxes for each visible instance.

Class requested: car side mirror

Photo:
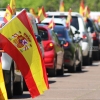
[35,35,42,43]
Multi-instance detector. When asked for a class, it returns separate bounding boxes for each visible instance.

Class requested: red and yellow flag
[0,9,49,98]
[66,8,72,28]
[79,0,85,16]
[37,6,47,23]
[83,6,90,22]
[59,0,64,12]
[0,59,8,100]
[30,8,37,18]
[3,5,12,23]
[48,16,55,29]
[10,0,16,15]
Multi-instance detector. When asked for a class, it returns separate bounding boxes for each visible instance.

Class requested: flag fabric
[0,58,8,100]
[3,5,12,23]
[83,6,90,22]
[0,9,49,98]
[47,16,55,29]
[10,0,16,15]
[79,0,85,16]
[37,6,47,23]
[66,8,72,28]
[59,0,64,12]
[30,8,37,18]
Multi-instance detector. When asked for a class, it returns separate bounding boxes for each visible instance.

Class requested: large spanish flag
[59,0,64,12]
[0,9,49,98]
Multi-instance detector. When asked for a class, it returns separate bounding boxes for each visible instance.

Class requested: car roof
[41,18,66,26]
[46,11,82,17]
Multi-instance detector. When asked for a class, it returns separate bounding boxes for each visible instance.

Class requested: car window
[47,15,79,30]
[71,17,79,30]
[54,27,68,38]
[38,29,48,40]
[51,30,60,44]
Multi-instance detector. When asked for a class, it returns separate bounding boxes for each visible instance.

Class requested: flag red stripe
[0,34,40,98]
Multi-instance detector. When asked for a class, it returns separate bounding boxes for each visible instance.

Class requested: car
[45,11,93,65]
[41,17,66,26]
[37,24,64,76]
[53,25,83,72]
[0,11,44,98]
[86,18,100,60]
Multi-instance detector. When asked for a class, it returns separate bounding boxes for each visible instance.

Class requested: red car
[38,24,64,77]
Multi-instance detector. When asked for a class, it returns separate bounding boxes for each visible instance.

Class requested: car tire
[68,55,76,73]
[6,68,14,99]
[76,59,82,72]
[57,63,64,76]
[83,53,89,65]
[48,58,57,77]
[13,76,23,95]
[89,57,93,65]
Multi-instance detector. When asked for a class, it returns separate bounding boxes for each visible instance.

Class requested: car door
[51,30,64,69]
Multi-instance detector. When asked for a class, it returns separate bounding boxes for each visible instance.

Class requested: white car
[45,11,93,65]
[0,11,44,98]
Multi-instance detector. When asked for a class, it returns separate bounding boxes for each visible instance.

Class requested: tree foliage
[1,0,100,12]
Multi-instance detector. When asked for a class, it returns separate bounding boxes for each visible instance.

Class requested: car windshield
[38,29,48,40]
[54,26,68,38]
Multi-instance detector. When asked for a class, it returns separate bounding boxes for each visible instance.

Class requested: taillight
[82,34,87,39]
[63,42,69,47]
[91,32,97,40]
[45,42,54,51]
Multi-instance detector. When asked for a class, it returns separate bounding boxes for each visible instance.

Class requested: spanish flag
[79,0,85,16]
[59,0,64,12]
[30,8,37,18]
[0,59,8,100]
[37,6,47,23]
[66,8,72,28]
[10,0,16,15]
[83,6,90,22]
[48,16,55,29]
[3,5,12,23]
[0,9,49,98]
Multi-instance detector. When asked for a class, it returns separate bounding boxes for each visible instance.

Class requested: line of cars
[37,11,100,76]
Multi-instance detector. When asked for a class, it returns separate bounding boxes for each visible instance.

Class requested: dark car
[53,25,83,72]
[37,24,64,77]
[86,18,100,60]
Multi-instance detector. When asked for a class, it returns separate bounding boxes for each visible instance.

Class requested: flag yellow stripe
[1,17,47,94]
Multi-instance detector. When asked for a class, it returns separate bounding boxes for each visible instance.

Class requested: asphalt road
[9,61,100,100]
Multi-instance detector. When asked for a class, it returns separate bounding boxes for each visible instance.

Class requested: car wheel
[76,57,82,72]
[6,68,14,99]
[89,57,93,65]
[13,75,23,95]
[57,63,64,76]
[83,53,89,65]
[68,55,76,73]
[48,58,57,77]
